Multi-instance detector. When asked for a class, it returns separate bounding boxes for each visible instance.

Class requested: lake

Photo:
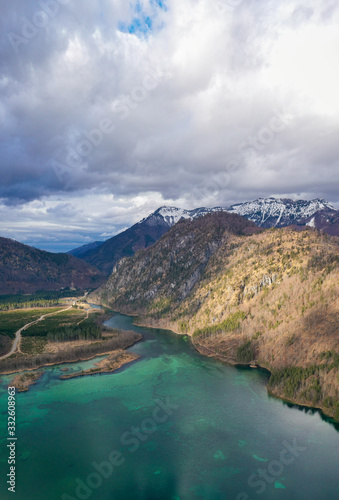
[0,312,338,500]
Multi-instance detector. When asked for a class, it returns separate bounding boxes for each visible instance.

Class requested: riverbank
[188,339,339,422]
[98,303,338,423]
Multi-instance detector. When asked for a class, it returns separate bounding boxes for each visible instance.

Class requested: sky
[1,0,339,252]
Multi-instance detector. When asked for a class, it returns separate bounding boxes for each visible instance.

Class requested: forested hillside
[91,212,339,420]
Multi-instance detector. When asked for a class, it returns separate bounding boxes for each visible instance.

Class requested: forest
[0,289,84,311]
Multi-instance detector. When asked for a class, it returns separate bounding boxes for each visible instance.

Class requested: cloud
[0,0,338,249]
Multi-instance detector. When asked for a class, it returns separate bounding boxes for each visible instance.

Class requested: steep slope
[92,212,260,306]
[77,208,176,275]
[78,205,228,275]
[91,213,339,421]
[0,237,105,294]
[306,209,339,236]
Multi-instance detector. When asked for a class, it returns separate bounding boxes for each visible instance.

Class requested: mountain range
[227,197,339,233]
[72,198,339,275]
[90,211,339,420]
[68,240,103,258]
[1,197,338,294]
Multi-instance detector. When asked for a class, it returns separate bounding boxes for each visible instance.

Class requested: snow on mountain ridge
[140,198,337,231]
[157,206,192,225]
[142,205,230,227]
[227,198,337,224]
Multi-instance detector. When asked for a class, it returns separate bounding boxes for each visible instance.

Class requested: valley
[1,201,338,419]
[3,2,339,495]
[1,310,338,500]
[0,206,338,499]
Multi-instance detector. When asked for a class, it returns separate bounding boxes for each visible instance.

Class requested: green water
[0,313,338,500]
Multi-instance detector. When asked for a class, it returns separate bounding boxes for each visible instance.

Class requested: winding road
[0,295,87,361]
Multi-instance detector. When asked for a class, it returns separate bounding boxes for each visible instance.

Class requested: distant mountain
[76,198,338,275]
[77,206,227,275]
[0,237,105,294]
[227,197,339,232]
[90,211,339,421]
[68,241,103,258]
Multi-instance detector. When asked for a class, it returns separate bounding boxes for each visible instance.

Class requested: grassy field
[0,329,141,374]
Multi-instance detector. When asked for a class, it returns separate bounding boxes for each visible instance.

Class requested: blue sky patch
[118,0,167,36]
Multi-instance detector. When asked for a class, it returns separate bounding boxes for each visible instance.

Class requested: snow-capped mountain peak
[227,198,337,228]
[143,205,229,227]
[156,206,192,225]
[142,197,338,234]
[140,206,192,227]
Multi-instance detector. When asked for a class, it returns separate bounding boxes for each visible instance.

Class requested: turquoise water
[0,313,338,500]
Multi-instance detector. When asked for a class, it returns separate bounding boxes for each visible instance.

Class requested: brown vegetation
[0,331,141,374]
[9,371,44,392]
[91,213,339,420]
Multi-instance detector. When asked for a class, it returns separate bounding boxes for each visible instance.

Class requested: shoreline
[9,371,44,392]
[3,301,337,423]
[100,304,338,423]
[0,334,142,376]
[60,351,140,379]
[194,342,337,421]
[266,387,338,424]
[190,341,338,423]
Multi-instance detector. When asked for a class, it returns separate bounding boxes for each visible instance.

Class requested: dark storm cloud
[0,0,338,249]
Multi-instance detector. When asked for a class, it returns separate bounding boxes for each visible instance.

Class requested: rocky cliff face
[93,212,260,308]
[91,212,339,421]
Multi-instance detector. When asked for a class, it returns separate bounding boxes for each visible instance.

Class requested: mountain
[75,198,338,275]
[90,212,339,421]
[68,241,103,258]
[227,197,339,232]
[0,237,105,294]
[304,209,339,237]
[77,206,228,275]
